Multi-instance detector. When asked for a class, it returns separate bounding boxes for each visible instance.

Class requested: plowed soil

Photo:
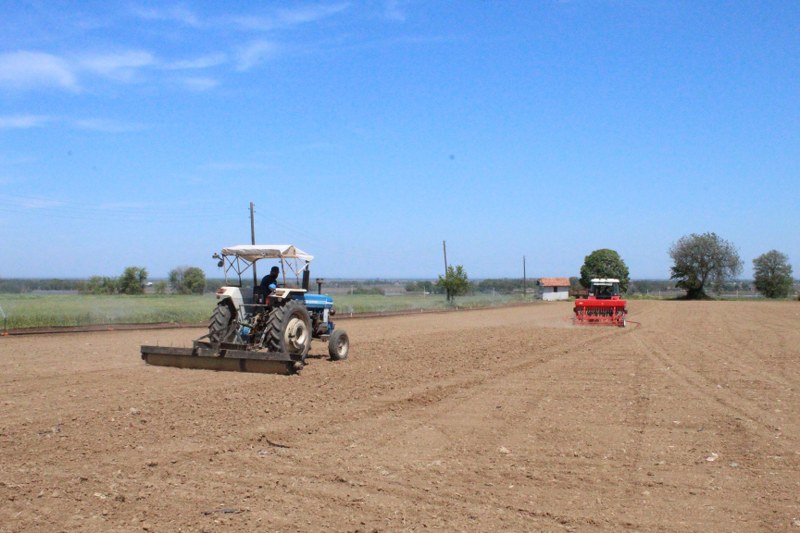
[2,301,799,532]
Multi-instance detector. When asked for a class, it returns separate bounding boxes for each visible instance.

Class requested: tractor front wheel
[328,329,349,361]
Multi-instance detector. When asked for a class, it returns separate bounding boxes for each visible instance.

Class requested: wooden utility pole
[250,202,258,287]
[442,240,450,302]
[523,255,527,297]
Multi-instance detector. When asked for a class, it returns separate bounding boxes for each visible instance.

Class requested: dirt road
[1,301,799,532]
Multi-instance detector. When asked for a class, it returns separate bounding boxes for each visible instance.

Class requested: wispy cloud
[0,4,359,94]
[72,118,144,132]
[165,53,227,70]
[2,195,66,210]
[0,115,52,129]
[78,50,156,82]
[229,3,350,31]
[202,161,272,172]
[383,0,407,22]
[178,77,220,91]
[0,115,144,132]
[276,3,351,25]
[95,201,161,210]
[0,49,163,91]
[129,5,202,27]
[236,40,278,71]
[0,51,79,91]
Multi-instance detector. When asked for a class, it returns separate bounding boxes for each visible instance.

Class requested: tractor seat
[253,286,269,305]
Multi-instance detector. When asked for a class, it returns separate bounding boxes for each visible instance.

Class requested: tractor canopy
[589,278,621,299]
[220,244,314,262]
[215,244,314,287]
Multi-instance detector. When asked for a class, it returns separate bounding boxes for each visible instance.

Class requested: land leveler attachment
[141,337,301,375]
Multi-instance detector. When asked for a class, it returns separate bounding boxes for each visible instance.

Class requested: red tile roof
[539,277,571,287]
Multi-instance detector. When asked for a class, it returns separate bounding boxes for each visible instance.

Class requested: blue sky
[1,1,798,280]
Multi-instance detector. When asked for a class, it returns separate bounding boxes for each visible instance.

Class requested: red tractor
[573,278,627,327]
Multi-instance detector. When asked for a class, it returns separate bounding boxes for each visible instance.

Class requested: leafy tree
[118,266,148,295]
[153,281,168,295]
[669,232,742,299]
[579,249,630,292]
[753,250,793,298]
[437,265,471,303]
[83,276,118,295]
[405,280,434,293]
[169,266,207,295]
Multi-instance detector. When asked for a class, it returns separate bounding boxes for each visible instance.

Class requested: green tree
[437,265,471,303]
[153,280,168,295]
[83,276,118,295]
[579,249,630,292]
[669,232,742,299]
[753,250,793,298]
[119,266,148,295]
[169,266,207,295]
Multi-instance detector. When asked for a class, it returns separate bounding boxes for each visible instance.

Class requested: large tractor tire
[265,300,312,361]
[208,303,237,344]
[328,329,349,361]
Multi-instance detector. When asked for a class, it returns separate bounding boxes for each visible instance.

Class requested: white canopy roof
[221,244,314,262]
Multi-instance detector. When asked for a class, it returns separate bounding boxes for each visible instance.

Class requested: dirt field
[1,301,799,532]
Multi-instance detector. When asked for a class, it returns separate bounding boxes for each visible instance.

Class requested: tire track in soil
[4,301,800,532]
[262,323,626,446]
[625,312,800,531]
[241,322,653,531]
[630,330,796,449]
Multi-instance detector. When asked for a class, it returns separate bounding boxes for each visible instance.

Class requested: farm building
[538,277,571,301]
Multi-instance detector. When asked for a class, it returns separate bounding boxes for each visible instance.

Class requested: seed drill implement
[573,278,627,327]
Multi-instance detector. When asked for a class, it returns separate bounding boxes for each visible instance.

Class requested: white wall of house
[541,286,570,301]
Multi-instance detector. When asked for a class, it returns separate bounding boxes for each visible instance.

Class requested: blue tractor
[141,244,348,374]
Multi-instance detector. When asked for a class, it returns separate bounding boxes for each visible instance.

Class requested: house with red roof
[538,277,571,301]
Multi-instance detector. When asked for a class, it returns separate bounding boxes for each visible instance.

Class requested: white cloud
[130,5,201,27]
[202,161,271,172]
[78,50,156,82]
[0,115,51,129]
[236,40,278,71]
[276,3,350,25]
[384,0,407,22]
[179,77,220,91]
[0,51,79,91]
[6,195,65,210]
[165,53,227,70]
[229,3,350,30]
[72,118,144,132]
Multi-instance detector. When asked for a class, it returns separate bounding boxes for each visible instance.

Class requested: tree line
[578,232,795,299]
[82,266,207,295]
[0,233,794,300]
[0,266,208,295]
[431,231,796,302]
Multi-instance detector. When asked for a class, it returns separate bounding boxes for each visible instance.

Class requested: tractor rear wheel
[328,329,349,361]
[208,303,236,344]
[265,300,312,361]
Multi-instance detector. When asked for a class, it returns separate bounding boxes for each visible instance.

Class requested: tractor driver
[260,266,281,292]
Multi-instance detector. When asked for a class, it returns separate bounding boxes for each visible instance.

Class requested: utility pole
[442,240,450,302]
[523,255,527,297]
[250,202,257,287]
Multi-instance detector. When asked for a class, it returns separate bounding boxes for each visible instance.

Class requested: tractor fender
[215,287,245,321]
